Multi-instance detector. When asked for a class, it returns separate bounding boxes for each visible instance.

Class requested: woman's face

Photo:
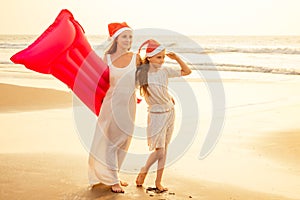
[116,30,133,50]
[148,50,166,68]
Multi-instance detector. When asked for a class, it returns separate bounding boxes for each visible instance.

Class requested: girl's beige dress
[144,67,181,151]
[88,53,137,186]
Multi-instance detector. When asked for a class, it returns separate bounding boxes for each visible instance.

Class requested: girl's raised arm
[166,52,191,76]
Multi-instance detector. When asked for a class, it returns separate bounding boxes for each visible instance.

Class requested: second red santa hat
[138,39,165,57]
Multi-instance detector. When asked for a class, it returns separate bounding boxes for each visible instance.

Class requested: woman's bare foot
[155,181,168,193]
[111,183,124,193]
[120,181,128,187]
[136,168,147,187]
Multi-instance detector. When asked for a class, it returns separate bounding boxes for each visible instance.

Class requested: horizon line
[1,34,300,37]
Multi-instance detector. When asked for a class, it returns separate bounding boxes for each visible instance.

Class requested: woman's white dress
[88,53,137,186]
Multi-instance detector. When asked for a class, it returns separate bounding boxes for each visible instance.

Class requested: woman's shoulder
[103,53,109,64]
[125,52,142,67]
[127,51,133,55]
[124,52,136,61]
[125,51,134,57]
[135,53,142,67]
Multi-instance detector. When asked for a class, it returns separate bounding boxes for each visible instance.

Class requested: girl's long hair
[136,57,150,97]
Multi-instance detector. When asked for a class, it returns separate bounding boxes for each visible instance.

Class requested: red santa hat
[138,39,165,57]
[108,22,132,39]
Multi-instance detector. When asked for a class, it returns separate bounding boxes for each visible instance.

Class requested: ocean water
[1,34,300,78]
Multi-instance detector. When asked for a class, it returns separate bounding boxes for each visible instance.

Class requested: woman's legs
[111,183,124,193]
[107,143,130,193]
[106,120,132,192]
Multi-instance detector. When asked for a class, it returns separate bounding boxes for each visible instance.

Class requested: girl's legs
[155,146,168,191]
[136,147,167,191]
[136,149,163,186]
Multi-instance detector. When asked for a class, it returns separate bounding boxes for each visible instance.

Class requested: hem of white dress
[89,180,120,187]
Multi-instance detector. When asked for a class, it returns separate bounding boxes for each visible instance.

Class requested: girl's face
[116,30,133,50]
[148,50,166,68]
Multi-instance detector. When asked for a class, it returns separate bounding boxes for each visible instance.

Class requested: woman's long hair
[105,36,132,55]
[136,57,150,97]
[105,39,118,54]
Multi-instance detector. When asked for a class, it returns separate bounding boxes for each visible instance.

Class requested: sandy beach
[1,66,300,199]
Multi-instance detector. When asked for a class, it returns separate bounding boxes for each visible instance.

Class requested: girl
[88,22,142,193]
[135,39,191,192]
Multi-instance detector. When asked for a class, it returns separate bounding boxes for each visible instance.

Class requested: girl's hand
[167,51,192,76]
[166,52,178,60]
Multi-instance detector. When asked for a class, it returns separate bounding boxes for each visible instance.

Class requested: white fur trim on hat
[112,27,132,39]
[146,45,165,57]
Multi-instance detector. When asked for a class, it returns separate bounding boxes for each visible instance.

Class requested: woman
[88,22,141,193]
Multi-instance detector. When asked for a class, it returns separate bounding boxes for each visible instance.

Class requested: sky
[0,0,300,36]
